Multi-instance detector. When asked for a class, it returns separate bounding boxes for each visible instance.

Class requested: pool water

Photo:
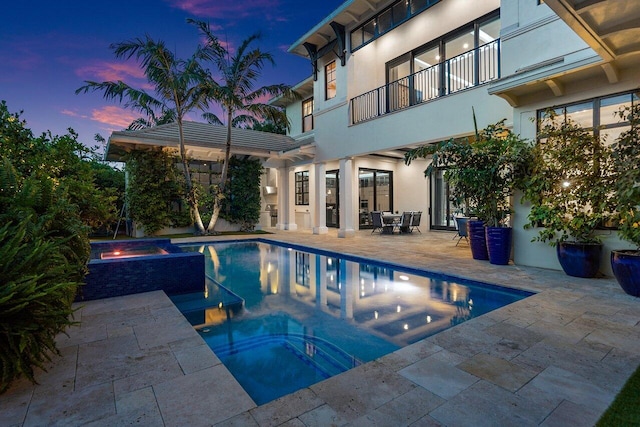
[176,240,533,405]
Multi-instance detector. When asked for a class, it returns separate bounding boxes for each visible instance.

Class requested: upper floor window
[325,61,336,100]
[350,0,441,51]
[295,171,309,205]
[302,98,314,132]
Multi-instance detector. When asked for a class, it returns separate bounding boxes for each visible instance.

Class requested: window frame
[295,170,310,206]
[325,61,337,100]
[302,97,314,132]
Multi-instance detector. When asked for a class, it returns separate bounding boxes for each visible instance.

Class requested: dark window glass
[295,171,310,205]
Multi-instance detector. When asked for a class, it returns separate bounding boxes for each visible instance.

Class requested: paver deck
[2,229,639,426]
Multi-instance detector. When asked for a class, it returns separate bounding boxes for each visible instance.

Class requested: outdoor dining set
[370,211,422,234]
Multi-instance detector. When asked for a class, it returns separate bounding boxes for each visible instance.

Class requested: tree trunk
[177,117,206,234]
[206,109,233,234]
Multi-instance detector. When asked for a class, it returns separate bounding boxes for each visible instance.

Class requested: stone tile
[458,353,538,392]
[310,361,415,422]
[24,381,115,427]
[399,355,478,399]
[540,399,601,427]
[429,380,550,426]
[133,313,199,350]
[55,323,107,348]
[84,386,164,427]
[75,335,176,390]
[409,415,445,426]
[518,366,616,413]
[173,342,221,374]
[0,377,34,426]
[250,388,324,427]
[154,364,255,426]
[350,386,445,427]
[279,418,307,427]
[112,356,184,396]
[379,341,444,371]
[297,404,348,427]
[525,319,593,344]
[428,324,501,358]
[214,412,259,427]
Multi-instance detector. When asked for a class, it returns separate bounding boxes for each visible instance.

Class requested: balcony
[350,39,500,124]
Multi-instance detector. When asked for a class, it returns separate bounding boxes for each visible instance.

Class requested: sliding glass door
[359,169,393,229]
[326,170,339,228]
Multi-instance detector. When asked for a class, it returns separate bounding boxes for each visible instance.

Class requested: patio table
[382,213,401,233]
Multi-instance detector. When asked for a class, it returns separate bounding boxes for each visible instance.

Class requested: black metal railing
[350,39,500,124]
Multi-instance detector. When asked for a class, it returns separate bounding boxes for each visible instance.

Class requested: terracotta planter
[611,250,640,297]
[556,241,602,278]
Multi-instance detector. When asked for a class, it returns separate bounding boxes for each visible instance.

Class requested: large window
[386,12,500,96]
[325,61,336,100]
[351,0,441,51]
[295,171,309,205]
[302,98,314,132]
[537,91,640,144]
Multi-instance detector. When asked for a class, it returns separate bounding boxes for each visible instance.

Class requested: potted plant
[522,109,615,278]
[405,119,531,264]
[610,103,640,296]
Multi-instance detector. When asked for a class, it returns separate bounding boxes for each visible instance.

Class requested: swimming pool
[174,240,533,405]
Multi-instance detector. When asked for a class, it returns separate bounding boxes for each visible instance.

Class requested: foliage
[221,157,263,231]
[0,103,91,392]
[125,150,188,235]
[76,34,212,233]
[190,19,297,233]
[522,110,615,245]
[405,119,532,227]
[250,118,287,135]
[0,101,118,231]
[610,103,640,250]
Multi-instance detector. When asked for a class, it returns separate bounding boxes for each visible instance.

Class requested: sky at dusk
[0,0,345,148]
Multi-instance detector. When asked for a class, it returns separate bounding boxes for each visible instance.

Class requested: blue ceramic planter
[485,226,512,265]
[611,250,640,297]
[467,220,488,261]
[556,242,602,278]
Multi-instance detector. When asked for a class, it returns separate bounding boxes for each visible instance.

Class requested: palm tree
[190,19,296,233]
[76,35,216,234]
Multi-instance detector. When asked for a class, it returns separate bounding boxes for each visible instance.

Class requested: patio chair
[454,216,469,246]
[371,211,384,234]
[409,211,422,233]
[399,211,413,233]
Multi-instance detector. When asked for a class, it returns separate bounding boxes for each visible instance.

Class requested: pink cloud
[76,61,145,83]
[165,0,281,18]
[90,106,141,129]
[61,109,89,120]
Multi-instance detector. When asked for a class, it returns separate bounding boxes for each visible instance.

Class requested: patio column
[338,157,355,238]
[276,166,297,230]
[313,162,328,234]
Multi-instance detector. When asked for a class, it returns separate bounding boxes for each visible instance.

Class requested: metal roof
[105,121,315,162]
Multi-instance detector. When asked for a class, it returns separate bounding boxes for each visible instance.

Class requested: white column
[338,157,355,238]
[313,162,328,234]
[276,166,297,230]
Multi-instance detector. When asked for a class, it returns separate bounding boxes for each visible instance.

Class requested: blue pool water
[173,240,533,405]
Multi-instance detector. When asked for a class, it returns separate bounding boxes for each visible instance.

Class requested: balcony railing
[350,39,500,124]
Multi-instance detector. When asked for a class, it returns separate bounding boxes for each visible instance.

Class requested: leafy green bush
[221,157,263,231]
[0,102,92,393]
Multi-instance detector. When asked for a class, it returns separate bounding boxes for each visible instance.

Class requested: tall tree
[190,19,296,233]
[76,35,215,234]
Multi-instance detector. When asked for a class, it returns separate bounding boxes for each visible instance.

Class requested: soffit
[288,0,389,57]
[490,0,640,107]
[105,121,315,162]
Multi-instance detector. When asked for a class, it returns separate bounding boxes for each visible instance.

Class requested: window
[325,61,336,100]
[537,91,639,145]
[295,171,309,205]
[302,98,314,132]
[350,0,442,51]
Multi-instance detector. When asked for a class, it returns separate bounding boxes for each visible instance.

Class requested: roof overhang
[490,0,640,107]
[288,0,387,58]
[270,77,314,108]
[105,121,315,163]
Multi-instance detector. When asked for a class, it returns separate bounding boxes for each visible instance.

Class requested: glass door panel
[326,170,339,228]
[359,169,393,228]
[414,46,440,102]
[375,171,391,212]
[445,32,475,93]
[387,55,411,111]
[431,168,455,230]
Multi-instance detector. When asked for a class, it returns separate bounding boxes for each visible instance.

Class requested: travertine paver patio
[2,229,639,426]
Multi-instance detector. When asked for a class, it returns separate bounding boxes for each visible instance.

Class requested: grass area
[596,363,640,426]
[91,230,272,241]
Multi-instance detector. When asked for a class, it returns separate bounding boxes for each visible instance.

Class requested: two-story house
[270,0,640,274]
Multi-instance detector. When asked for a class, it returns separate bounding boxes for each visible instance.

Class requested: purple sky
[0,0,344,147]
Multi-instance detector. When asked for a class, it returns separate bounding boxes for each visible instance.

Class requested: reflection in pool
[177,240,532,404]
